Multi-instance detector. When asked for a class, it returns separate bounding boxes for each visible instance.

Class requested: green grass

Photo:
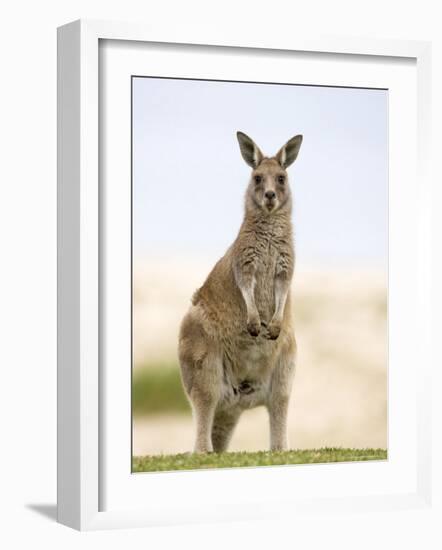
[132,364,190,415]
[133,448,387,472]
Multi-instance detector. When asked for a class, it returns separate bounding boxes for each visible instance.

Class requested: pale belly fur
[217,330,282,414]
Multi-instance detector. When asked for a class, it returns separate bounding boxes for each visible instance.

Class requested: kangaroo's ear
[236,131,264,168]
[276,135,303,168]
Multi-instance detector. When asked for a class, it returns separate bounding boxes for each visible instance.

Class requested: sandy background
[132,258,387,456]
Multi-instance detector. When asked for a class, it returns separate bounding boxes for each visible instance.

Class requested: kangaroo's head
[236,132,303,215]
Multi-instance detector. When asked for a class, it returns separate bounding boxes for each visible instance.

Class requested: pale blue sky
[133,77,387,268]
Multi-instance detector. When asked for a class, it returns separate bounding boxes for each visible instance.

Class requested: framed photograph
[57,19,433,530]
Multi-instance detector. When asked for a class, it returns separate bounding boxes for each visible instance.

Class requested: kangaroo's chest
[254,243,281,320]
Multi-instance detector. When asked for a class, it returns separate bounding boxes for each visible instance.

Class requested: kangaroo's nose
[265,191,276,200]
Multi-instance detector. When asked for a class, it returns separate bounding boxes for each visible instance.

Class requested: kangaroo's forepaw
[267,320,281,340]
[247,317,261,337]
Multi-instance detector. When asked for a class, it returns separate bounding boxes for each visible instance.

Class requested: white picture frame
[57,19,433,531]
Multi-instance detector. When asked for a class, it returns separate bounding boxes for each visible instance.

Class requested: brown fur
[178,132,303,453]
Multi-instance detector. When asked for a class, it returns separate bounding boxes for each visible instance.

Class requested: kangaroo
[178,131,303,453]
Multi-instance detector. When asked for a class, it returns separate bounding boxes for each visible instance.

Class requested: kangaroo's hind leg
[212,409,241,453]
[179,313,223,453]
[267,335,297,451]
[182,353,223,453]
[190,362,223,454]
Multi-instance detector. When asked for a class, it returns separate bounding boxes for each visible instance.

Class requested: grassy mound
[133,448,387,473]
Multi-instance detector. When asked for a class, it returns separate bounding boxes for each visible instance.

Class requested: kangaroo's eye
[277,175,285,185]
[254,175,262,184]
